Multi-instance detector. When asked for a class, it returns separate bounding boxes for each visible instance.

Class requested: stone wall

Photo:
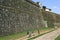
[55,14,60,23]
[42,10,55,27]
[0,0,44,36]
[53,13,60,28]
[0,0,60,36]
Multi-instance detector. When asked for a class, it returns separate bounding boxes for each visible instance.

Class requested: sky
[32,0,60,14]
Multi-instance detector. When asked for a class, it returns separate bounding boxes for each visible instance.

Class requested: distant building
[45,8,51,12]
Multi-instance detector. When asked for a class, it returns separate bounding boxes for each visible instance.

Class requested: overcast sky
[32,0,60,14]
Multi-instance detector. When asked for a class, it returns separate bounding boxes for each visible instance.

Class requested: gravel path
[34,28,60,40]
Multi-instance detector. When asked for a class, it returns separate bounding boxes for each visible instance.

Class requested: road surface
[34,28,60,40]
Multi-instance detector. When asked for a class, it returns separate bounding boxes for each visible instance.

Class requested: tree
[42,6,46,10]
[36,2,40,4]
[49,9,51,11]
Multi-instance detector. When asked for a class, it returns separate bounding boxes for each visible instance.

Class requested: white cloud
[53,6,59,10]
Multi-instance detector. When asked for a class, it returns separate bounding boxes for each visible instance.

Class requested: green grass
[0,31,26,40]
[28,27,55,40]
[55,35,60,40]
[0,27,54,40]
[34,27,54,32]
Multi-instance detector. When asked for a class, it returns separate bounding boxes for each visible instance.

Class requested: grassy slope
[28,27,55,40]
[0,27,54,40]
[55,35,60,40]
[0,32,26,40]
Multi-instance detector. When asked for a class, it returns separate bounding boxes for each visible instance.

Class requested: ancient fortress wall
[0,0,60,36]
[55,14,60,23]
[0,0,44,36]
[42,10,60,27]
[42,10,55,27]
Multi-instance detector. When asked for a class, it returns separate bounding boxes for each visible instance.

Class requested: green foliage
[36,2,40,4]
[55,35,60,40]
[49,9,51,11]
[42,6,46,10]
[47,21,54,28]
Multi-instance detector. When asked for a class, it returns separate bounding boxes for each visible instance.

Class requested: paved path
[34,28,60,40]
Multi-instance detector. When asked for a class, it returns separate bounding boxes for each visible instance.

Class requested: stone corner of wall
[25,0,40,8]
